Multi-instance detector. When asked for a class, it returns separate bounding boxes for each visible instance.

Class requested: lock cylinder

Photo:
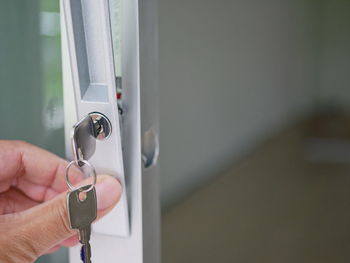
[89,112,112,140]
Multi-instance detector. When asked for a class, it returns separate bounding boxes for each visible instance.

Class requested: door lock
[72,112,112,164]
[90,112,112,140]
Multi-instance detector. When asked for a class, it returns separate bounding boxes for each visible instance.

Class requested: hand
[0,141,122,263]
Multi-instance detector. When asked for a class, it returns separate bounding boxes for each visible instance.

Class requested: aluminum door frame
[61,0,160,262]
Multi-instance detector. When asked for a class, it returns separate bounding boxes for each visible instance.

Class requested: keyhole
[89,112,112,140]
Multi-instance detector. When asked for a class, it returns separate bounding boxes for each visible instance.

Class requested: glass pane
[0,0,65,262]
[39,0,65,156]
[37,0,67,261]
[0,0,65,155]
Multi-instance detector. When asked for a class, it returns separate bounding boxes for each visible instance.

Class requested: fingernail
[95,175,122,210]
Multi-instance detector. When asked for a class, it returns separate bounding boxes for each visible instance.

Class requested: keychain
[64,116,99,263]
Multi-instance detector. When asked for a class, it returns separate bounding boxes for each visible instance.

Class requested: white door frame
[61,0,160,262]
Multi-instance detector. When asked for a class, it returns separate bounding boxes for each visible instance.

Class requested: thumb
[11,175,121,260]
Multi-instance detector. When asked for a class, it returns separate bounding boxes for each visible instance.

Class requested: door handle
[62,0,129,237]
[142,128,159,168]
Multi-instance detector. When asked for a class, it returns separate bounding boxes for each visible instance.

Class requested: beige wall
[318,0,350,112]
[159,0,322,207]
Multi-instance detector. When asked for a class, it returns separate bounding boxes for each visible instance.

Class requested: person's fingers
[1,175,121,261]
[0,178,13,193]
[44,236,79,255]
[0,140,83,200]
[59,235,79,247]
[0,187,39,214]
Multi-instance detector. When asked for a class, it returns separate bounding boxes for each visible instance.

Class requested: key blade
[80,244,91,263]
[81,244,92,263]
[80,226,92,263]
[79,225,91,243]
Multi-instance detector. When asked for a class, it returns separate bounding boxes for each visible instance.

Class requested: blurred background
[1,0,350,262]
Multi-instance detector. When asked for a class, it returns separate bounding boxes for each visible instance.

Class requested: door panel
[62,0,160,262]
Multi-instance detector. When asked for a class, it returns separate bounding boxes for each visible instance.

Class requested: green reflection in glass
[39,0,65,157]
[36,1,67,262]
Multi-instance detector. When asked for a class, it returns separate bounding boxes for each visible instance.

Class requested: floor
[162,123,350,263]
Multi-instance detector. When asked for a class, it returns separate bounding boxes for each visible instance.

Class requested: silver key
[67,185,97,263]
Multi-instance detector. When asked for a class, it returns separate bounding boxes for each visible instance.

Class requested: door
[61,0,160,262]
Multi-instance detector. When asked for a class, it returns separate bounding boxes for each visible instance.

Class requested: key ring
[65,159,97,193]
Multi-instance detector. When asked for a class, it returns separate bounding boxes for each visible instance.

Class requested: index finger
[0,140,83,202]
